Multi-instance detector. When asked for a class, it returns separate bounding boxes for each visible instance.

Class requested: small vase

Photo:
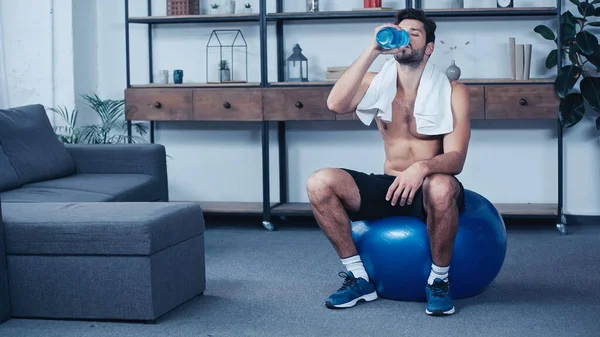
[173,69,183,84]
[243,7,252,13]
[446,60,461,81]
[223,0,235,14]
[306,0,319,12]
[220,69,231,82]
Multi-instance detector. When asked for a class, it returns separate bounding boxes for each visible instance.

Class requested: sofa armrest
[0,199,11,323]
[65,144,169,201]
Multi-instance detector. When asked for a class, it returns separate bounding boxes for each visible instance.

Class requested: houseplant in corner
[534,0,600,130]
[52,93,149,144]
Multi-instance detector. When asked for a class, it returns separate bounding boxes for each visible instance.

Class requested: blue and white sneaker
[425,278,455,316]
[324,271,378,309]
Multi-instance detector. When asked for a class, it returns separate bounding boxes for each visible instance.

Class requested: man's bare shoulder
[449,80,469,97]
[448,81,471,119]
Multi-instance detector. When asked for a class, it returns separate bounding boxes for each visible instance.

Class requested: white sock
[341,255,369,282]
[428,264,449,285]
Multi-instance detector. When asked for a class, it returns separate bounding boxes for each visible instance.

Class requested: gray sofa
[0,105,168,203]
[0,104,205,323]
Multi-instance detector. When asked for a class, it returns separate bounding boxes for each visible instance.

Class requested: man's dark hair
[393,9,437,45]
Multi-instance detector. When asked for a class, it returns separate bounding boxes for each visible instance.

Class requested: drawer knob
[154,102,162,108]
[519,99,528,106]
[223,102,231,109]
[295,101,303,108]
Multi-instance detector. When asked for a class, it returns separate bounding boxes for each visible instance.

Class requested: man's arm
[327,48,378,114]
[420,81,471,176]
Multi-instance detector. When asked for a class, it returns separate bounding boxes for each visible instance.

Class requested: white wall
[0,0,78,123]
[2,0,598,215]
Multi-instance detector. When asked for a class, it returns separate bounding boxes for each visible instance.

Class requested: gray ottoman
[1,202,205,322]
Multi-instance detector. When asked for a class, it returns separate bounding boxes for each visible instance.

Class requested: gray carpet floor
[0,218,599,337]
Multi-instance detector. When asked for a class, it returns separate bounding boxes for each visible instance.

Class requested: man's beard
[394,46,426,69]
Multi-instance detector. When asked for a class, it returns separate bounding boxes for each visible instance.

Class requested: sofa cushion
[0,104,76,186]
[0,186,113,202]
[2,202,205,256]
[24,173,159,202]
[0,143,19,192]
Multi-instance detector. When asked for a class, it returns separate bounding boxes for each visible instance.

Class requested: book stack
[508,38,532,80]
[325,66,348,81]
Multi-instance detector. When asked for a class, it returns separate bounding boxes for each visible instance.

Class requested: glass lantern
[286,44,308,82]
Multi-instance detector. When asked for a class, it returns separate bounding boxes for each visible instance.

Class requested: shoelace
[336,272,359,291]
[428,280,449,297]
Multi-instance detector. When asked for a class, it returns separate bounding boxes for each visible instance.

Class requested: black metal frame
[205,29,248,84]
[124,0,565,232]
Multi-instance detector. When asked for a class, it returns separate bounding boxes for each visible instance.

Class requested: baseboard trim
[565,215,600,226]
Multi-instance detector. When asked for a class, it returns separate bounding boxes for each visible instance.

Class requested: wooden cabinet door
[125,88,193,120]
[192,88,263,121]
[485,84,559,119]
[263,87,336,121]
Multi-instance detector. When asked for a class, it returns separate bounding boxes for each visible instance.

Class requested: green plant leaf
[592,0,600,4]
[578,2,595,16]
[561,10,578,25]
[596,116,600,131]
[558,93,586,127]
[588,22,600,26]
[595,7,600,16]
[575,31,599,55]
[569,44,580,64]
[534,25,556,41]
[562,23,577,43]
[581,76,600,112]
[555,65,582,98]
[585,46,600,71]
[546,49,558,69]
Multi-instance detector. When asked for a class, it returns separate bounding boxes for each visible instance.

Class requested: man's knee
[422,174,459,209]
[306,168,340,202]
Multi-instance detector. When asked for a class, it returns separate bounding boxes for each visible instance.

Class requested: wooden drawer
[192,88,263,121]
[467,85,485,119]
[263,87,335,120]
[485,84,559,119]
[125,88,193,120]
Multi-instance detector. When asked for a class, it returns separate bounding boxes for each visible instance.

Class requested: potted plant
[52,93,149,144]
[219,60,231,82]
[243,3,252,13]
[534,0,600,130]
[209,3,219,15]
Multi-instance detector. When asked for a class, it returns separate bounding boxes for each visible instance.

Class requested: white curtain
[0,15,9,108]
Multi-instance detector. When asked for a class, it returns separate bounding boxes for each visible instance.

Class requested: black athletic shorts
[341,168,465,222]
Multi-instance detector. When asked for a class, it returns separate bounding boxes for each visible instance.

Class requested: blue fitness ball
[351,189,507,301]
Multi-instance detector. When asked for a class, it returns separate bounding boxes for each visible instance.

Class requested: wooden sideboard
[124,79,561,220]
[125,79,560,122]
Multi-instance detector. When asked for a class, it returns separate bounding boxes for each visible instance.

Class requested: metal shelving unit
[124,0,566,234]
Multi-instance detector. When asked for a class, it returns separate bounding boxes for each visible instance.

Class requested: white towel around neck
[355,57,454,135]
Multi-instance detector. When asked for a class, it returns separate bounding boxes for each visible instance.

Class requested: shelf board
[130,82,261,88]
[459,78,555,84]
[199,202,275,214]
[268,81,335,87]
[197,201,557,218]
[267,78,554,86]
[421,7,558,18]
[267,7,558,21]
[128,79,553,89]
[128,14,259,24]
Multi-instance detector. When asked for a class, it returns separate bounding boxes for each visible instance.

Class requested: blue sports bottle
[376,27,409,49]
